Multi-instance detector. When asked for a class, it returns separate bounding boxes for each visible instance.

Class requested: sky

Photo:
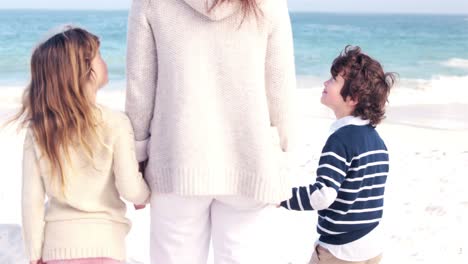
[0,0,468,14]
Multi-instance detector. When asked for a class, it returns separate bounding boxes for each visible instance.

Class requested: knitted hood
[183,0,240,21]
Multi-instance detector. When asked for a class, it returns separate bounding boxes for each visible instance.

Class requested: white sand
[1,86,467,263]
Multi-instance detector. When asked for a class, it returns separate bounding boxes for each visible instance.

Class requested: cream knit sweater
[125,0,296,203]
[21,106,150,262]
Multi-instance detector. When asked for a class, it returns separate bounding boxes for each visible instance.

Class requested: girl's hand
[138,160,148,175]
[134,204,146,210]
[30,259,43,264]
[134,195,150,210]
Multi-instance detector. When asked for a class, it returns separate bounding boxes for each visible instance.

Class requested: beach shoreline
[1,88,467,263]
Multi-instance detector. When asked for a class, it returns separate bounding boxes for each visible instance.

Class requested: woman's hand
[134,159,149,210]
[138,160,148,175]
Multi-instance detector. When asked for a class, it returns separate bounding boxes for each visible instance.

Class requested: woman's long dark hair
[210,0,261,23]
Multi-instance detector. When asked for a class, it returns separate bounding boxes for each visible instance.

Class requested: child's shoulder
[97,105,132,130]
[335,124,374,136]
[333,124,387,148]
[331,125,380,144]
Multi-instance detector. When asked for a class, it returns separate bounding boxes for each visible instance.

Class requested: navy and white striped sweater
[280,124,389,245]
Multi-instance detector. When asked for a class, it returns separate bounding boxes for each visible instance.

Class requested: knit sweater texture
[280,117,389,245]
[125,0,297,203]
[21,105,151,261]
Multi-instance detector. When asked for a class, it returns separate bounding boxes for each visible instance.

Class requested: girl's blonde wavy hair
[11,26,104,194]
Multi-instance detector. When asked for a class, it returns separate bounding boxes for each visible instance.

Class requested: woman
[125,0,296,263]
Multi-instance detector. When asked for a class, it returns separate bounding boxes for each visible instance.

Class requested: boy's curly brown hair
[331,45,397,126]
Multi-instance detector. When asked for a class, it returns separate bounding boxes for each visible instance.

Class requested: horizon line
[0,8,467,15]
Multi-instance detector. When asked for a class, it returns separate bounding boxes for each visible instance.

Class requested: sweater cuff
[280,200,289,210]
[29,247,42,262]
[135,138,149,162]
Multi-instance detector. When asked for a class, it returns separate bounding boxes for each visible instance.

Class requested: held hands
[134,159,149,210]
[138,159,148,176]
[134,204,146,210]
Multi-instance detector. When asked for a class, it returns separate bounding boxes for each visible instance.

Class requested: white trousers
[149,193,277,264]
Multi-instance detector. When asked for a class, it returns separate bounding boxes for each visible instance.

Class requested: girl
[125,0,296,263]
[15,26,150,264]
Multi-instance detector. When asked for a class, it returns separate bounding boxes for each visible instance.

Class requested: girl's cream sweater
[22,106,150,261]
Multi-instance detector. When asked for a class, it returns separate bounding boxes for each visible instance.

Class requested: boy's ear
[346,96,358,106]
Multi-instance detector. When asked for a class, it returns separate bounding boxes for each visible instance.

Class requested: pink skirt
[46,258,122,264]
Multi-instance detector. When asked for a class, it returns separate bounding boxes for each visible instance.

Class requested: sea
[1,10,468,103]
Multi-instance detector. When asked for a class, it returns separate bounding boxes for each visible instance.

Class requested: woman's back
[126,0,296,203]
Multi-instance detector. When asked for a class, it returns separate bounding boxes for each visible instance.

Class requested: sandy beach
[1,85,467,263]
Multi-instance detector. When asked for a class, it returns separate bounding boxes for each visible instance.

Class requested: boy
[281,46,396,264]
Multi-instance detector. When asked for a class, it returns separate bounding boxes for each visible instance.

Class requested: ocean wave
[302,23,361,33]
[0,85,127,112]
[295,74,468,105]
[441,58,468,70]
[3,75,468,107]
[387,75,468,105]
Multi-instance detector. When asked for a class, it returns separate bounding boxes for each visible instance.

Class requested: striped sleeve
[280,134,349,211]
